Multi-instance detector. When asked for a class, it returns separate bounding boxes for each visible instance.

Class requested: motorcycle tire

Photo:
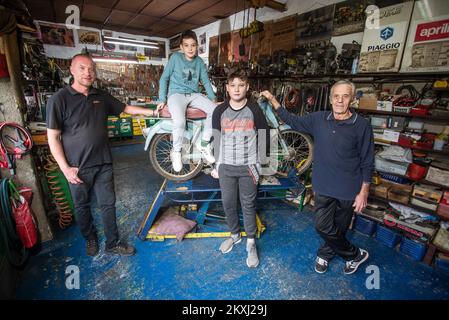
[149,133,203,181]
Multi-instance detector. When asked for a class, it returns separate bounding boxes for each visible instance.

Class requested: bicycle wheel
[149,133,203,181]
[273,130,313,176]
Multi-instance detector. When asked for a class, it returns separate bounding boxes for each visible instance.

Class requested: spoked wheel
[272,130,313,176]
[149,133,203,181]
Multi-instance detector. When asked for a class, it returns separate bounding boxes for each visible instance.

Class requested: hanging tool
[0,122,33,175]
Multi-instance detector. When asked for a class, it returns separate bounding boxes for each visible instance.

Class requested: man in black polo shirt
[46,53,157,256]
[260,80,374,275]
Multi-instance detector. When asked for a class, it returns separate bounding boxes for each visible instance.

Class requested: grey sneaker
[219,233,242,254]
[246,240,259,268]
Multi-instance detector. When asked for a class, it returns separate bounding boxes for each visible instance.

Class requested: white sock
[247,238,255,249]
[231,233,240,241]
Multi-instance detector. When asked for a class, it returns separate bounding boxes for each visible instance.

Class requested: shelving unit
[369,195,442,218]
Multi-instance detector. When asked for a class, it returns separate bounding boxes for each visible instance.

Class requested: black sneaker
[344,249,369,275]
[105,241,136,256]
[86,238,99,257]
[314,257,329,274]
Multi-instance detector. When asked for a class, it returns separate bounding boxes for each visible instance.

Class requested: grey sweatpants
[167,93,216,152]
[218,164,259,239]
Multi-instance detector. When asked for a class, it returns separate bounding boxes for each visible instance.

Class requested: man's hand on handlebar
[259,91,281,110]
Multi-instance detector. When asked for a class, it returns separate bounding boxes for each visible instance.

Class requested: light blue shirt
[158,52,216,103]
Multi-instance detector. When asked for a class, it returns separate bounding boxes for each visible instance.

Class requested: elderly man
[46,53,157,257]
[260,80,374,275]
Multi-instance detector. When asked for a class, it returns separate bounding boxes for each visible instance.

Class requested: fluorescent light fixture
[103,40,158,49]
[92,56,139,64]
[103,36,158,45]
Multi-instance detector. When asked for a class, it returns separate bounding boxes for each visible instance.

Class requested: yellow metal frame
[145,214,266,241]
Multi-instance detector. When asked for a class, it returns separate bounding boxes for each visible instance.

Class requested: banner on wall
[272,16,296,52]
[332,0,375,36]
[218,32,232,66]
[37,21,75,47]
[358,1,414,73]
[199,32,206,55]
[231,31,250,62]
[296,5,334,49]
[209,36,219,66]
[401,0,449,73]
[169,34,181,51]
[78,29,101,45]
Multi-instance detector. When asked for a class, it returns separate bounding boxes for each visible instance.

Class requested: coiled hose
[0,178,28,267]
[43,156,73,229]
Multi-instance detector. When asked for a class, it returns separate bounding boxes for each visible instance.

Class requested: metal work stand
[137,173,305,241]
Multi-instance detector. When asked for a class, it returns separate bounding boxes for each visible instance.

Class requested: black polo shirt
[46,86,125,169]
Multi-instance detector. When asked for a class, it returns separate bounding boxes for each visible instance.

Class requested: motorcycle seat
[159,105,207,120]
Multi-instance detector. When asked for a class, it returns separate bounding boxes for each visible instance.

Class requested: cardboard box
[426,166,449,187]
[412,183,443,203]
[358,97,377,110]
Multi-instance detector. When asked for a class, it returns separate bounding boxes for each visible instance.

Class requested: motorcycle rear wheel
[149,133,203,181]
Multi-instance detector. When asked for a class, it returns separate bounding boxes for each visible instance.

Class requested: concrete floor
[16,143,449,300]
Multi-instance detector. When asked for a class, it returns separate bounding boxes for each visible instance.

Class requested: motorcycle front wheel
[149,133,203,181]
[273,130,313,176]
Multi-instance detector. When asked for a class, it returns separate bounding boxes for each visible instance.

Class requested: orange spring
[44,156,73,229]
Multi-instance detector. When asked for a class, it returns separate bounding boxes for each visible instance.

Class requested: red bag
[10,183,38,248]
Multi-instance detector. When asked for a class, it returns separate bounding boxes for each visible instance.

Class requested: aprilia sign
[415,19,449,42]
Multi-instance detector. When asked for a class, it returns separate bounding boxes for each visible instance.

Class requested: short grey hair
[330,80,356,98]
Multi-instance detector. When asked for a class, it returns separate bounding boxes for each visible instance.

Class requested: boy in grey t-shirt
[211,70,270,268]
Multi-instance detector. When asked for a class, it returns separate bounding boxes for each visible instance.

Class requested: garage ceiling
[21,0,250,38]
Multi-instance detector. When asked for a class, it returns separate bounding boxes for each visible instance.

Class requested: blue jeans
[68,164,119,249]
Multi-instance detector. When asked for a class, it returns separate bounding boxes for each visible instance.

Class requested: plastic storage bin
[354,216,377,236]
[435,256,449,274]
[399,237,427,261]
[376,224,402,248]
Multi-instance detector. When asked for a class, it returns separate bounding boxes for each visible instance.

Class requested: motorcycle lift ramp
[137,173,305,241]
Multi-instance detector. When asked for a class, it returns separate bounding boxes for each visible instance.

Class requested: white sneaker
[170,150,182,172]
[246,239,259,268]
[200,144,215,164]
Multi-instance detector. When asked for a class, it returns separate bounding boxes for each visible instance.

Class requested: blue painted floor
[16,143,449,300]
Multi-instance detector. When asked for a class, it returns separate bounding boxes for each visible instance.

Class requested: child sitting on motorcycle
[211,69,270,268]
[156,30,216,172]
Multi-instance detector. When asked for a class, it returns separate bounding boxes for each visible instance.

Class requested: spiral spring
[44,156,73,229]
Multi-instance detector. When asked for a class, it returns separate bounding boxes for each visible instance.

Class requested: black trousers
[314,193,359,261]
[68,164,119,249]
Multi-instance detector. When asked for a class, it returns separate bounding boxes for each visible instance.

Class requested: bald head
[71,53,93,67]
[70,53,95,89]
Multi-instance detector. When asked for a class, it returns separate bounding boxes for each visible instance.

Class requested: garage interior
[1,0,449,300]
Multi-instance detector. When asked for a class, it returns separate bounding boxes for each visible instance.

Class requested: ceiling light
[103,36,158,45]
[103,40,159,49]
[92,56,139,64]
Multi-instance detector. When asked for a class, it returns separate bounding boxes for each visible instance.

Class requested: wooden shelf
[359,109,449,122]
[212,72,449,81]
[374,140,449,156]
[368,194,440,217]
